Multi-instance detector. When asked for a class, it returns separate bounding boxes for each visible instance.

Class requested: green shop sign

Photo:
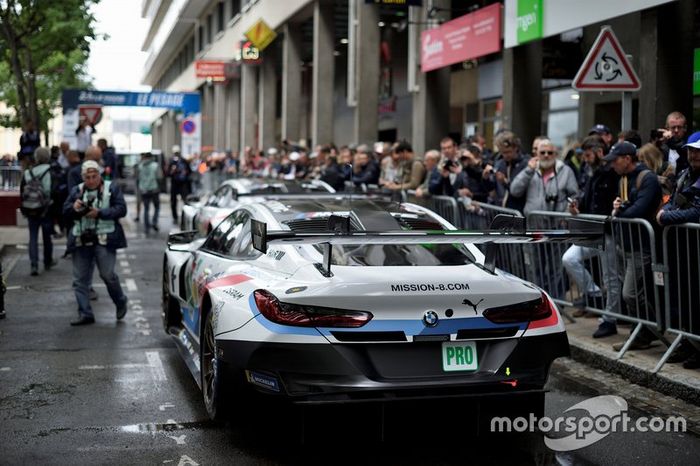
[694,48,700,95]
[517,0,543,45]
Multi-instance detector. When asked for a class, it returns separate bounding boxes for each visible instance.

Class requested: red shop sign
[421,3,502,73]
[195,60,226,79]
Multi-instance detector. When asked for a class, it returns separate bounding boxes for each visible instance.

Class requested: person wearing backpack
[137,152,162,233]
[20,147,56,276]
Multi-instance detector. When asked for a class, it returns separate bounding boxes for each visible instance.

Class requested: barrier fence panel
[1,167,22,191]
[404,192,460,227]
[654,223,700,373]
[458,200,523,231]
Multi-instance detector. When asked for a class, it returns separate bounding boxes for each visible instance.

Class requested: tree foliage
[0,0,101,142]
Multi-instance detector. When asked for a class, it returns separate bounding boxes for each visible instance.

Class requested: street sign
[244,19,276,52]
[573,26,640,91]
[181,118,196,135]
[78,105,102,126]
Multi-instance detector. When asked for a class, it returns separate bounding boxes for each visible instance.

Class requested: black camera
[76,195,96,218]
[545,194,559,204]
[80,230,98,246]
[618,201,631,211]
[650,129,664,141]
[441,159,457,170]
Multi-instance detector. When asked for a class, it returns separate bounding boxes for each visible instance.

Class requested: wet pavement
[1,212,700,465]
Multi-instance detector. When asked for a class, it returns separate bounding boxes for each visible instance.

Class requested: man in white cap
[168,144,191,223]
[63,157,128,326]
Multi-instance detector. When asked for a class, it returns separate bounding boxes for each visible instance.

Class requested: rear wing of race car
[251,215,607,276]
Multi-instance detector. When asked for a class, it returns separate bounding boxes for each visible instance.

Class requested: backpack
[21,167,51,217]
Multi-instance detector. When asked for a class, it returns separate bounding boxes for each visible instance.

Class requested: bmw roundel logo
[423,310,439,327]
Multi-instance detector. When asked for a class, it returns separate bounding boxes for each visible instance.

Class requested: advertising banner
[420,3,501,73]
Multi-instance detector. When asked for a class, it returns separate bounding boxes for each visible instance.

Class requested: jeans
[619,250,655,323]
[72,245,126,318]
[27,216,53,268]
[562,235,620,323]
[141,191,160,231]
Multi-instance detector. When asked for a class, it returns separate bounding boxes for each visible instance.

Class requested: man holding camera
[652,111,688,174]
[63,159,128,326]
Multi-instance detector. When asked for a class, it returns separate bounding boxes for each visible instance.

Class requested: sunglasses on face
[539,150,555,155]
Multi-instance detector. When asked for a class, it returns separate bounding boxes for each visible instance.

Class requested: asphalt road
[1,209,699,465]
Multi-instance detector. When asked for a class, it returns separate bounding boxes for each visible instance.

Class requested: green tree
[0,0,100,144]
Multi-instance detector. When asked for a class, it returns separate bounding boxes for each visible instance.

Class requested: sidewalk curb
[568,334,700,406]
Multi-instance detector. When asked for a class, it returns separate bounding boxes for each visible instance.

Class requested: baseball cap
[683,131,700,149]
[589,124,611,135]
[172,145,181,153]
[81,160,101,175]
[602,141,637,162]
[289,151,300,161]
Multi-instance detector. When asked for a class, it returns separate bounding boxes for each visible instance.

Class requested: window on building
[217,2,224,32]
[197,26,203,52]
[206,14,213,44]
[230,0,240,19]
[544,88,579,149]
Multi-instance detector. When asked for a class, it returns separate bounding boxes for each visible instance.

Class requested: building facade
[141,0,699,158]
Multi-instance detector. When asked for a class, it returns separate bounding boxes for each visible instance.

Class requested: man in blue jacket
[606,142,662,350]
[63,159,128,326]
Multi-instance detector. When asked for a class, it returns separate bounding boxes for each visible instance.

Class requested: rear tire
[161,257,181,332]
[201,306,234,421]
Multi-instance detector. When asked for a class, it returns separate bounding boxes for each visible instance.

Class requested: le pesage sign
[421,3,501,73]
[62,89,201,115]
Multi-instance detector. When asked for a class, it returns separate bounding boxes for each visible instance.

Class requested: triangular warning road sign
[573,27,641,92]
[79,105,103,126]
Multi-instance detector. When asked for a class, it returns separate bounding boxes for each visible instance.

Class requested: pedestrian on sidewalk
[20,147,56,276]
[168,145,191,223]
[137,152,162,233]
[63,160,128,326]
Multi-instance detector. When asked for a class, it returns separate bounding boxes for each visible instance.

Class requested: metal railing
[0,167,22,191]
[654,223,700,373]
[458,200,523,231]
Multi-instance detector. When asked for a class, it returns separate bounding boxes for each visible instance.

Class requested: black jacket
[659,168,700,225]
[578,163,619,215]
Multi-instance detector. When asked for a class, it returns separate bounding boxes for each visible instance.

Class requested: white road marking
[168,435,186,445]
[178,455,199,466]
[120,260,129,267]
[79,364,150,370]
[123,268,132,274]
[0,367,11,371]
[5,285,21,291]
[133,317,148,323]
[125,278,137,291]
[146,351,167,382]
[159,402,175,411]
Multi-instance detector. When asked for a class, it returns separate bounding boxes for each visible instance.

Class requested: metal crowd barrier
[458,200,523,231]
[654,223,700,373]
[0,167,22,191]
[403,192,460,227]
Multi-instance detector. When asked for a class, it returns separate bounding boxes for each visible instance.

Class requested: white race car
[163,198,601,420]
[180,178,335,235]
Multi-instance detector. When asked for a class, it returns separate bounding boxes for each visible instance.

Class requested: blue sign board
[62,89,200,114]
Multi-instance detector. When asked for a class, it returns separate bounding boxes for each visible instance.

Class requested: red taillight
[253,290,372,328]
[482,293,554,324]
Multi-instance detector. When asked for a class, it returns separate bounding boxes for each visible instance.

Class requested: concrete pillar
[240,64,258,150]
[353,1,380,145]
[311,0,334,146]
[282,23,303,142]
[502,41,542,148]
[201,84,215,152]
[638,0,694,139]
[411,2,450,155]
[259,56,277,150]
[213,83,226,150]
[226,79,241,153]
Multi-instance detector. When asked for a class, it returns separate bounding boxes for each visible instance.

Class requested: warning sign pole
[621,54,634,133]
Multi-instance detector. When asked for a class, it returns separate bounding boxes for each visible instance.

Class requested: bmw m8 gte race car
[180,178,335,234]
[162,198,602,420]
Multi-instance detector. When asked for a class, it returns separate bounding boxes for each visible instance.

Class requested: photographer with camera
[651,111,688,174]
[510,140,578,217]
[493,131,530,213]
[63,160,128,326]
[452,145,496,203]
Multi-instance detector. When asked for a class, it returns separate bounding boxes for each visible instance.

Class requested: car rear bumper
[217,332,569,404]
